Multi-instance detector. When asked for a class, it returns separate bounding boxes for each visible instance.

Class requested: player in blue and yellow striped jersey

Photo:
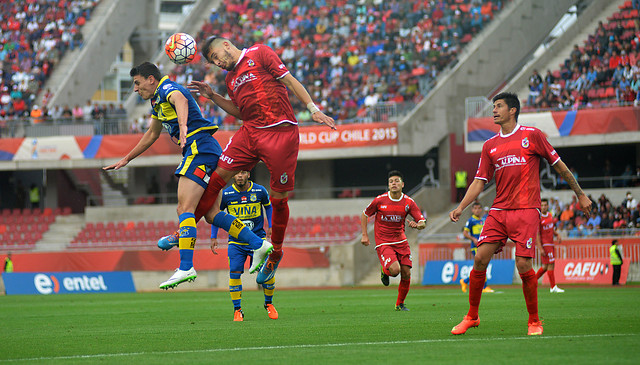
[460,202,492,293]
[104,62,272,290]
[211,171,278,321]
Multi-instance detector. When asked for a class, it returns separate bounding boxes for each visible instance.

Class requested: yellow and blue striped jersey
[150,76,218,146]
[220,181,271,244]
[464,214,485,250]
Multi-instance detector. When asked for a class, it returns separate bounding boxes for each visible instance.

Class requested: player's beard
[221,50,235,71]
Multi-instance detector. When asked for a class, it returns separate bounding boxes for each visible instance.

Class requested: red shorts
[375,242,412,270]
[218,123,299,192]
[541,244,556,264]
[478,209,539,258]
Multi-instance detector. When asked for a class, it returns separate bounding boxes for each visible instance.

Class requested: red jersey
[475,125,560,210]
[225,44,298,128]
[364,192,425,248]
[539,212,557,245]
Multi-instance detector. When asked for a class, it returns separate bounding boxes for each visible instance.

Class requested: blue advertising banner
[2,271,136,295]
[422,259,515,285]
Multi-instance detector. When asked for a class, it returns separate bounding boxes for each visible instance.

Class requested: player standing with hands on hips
[361,170,426,311]
[174,37,335,284]
[449,92,591,336]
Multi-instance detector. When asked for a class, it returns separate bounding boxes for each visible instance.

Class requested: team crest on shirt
[247,59,255,67]
[250,193,257,202]
[526,237,533,248]
[522,137,529,148]
[405,204,410,212]
[280,172,288,184]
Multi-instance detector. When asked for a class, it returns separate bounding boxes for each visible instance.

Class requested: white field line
[0,333,636,362]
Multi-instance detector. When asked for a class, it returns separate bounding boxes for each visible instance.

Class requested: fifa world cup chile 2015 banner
[2,271,136,295]
[422,259,515,285]
[0,122,398,161]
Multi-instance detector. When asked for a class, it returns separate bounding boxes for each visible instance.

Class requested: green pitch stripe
[1,333,637,363]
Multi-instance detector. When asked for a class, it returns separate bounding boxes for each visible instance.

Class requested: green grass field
[1,286,639,364]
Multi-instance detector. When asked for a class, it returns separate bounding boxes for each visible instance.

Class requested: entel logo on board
[34,273,108,294]
[441,262,492,284]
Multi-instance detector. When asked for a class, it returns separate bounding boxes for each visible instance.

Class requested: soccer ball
[165,33,197,65]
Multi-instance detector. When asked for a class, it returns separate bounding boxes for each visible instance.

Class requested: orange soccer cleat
[233,309,244,322]
[264,303,278,319]
[528,320,543,336]
[460,279,468,293]
[451,315,480,335]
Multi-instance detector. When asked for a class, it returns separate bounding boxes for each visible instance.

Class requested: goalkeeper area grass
[0,286,638,364]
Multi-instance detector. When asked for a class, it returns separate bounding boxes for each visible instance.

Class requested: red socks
[194,172,227,222]
[467,269,486,319]
[396,278,410,306]
[536,267,546,280]
[548,270,556,288]
[269,196,289,252]
[520,269,540,323]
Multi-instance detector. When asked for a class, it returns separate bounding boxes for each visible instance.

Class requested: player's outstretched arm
[360,212,370,246]
[188,80,242,119]
[103,118,162,170]
[449,179,486,222]
[408,219,426,230]
[279,73,336,130]
[552,160,592,217]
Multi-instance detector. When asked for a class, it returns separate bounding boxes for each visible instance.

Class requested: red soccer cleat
[451,315,480,335]
[528,320,543,335]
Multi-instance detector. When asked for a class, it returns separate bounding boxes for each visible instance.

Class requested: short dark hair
[541,198,549,204]
[130,62,162,81]
[612,239,618,245]
[471,202,482,208]
[492,92,520,121]
[388,170,403,180]
[201,36,228,63]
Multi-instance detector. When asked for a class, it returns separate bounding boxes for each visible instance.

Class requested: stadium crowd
[170,0,508,127]
[526,1,640,110]
[0,0,99,123]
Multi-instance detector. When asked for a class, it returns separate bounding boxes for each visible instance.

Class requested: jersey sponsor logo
[228,203,262,219]
[241,196,248,203]
[495,155,527,170]
[278,63,285,69]
[242,220,255,230]
[247,59,255,67]
[490,147,497,154]
[280,172,288,185]
[521,137,529,148]
[381,214,403,222]
[231,72,257,93]
[163,84,173,90]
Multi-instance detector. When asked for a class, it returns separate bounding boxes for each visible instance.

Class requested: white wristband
[307,102,320,114]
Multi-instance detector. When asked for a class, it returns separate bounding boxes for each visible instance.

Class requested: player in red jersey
[449,92,591,336]
[187,37,335,283]
[536,198,564,293]
[361,170,426,311]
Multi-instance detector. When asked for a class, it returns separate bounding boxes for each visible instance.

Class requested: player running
[105,62,272,290]
[536,198,564,293]
[460,202,493,293]
[208,171,278,321]
[449,92,591,336]
[361,170,426,311]
[159,37,335,284]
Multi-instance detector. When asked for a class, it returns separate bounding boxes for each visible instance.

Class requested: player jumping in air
[159,37,335,284]
[361,170,426,311]
[105,62,272,290]
[536,198,564,293]
[449,92,590,336]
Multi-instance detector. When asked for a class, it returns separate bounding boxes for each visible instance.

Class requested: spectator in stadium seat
[600,212,613,230]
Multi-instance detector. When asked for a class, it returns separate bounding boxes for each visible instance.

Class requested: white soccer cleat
[159,267,197,290]
[249,240,273,274]
[550,285,565,293]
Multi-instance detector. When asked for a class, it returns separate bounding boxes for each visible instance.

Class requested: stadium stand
[68,214,363,250]
[524,0,640,110]
[0,207,70,251]
[168,0,509,126]
[0,0,100,121]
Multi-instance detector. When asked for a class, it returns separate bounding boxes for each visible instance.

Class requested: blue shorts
[174,134,222,189]
[228,243,254,272]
